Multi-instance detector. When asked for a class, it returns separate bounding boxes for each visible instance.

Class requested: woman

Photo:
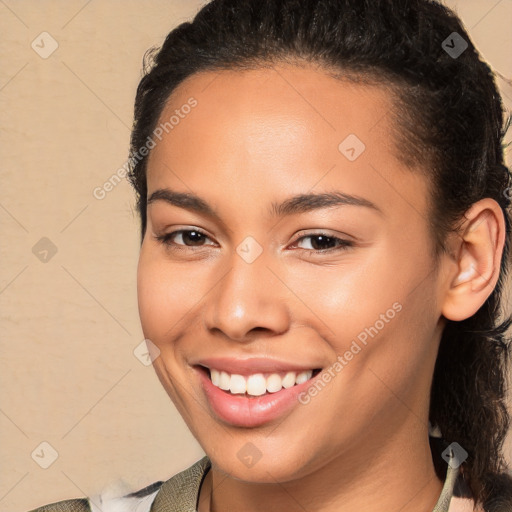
[31,0,512,511]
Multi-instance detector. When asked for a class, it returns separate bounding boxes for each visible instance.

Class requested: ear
[441,198,506,322]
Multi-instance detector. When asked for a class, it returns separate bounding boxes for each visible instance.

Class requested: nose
[203,250,290,342]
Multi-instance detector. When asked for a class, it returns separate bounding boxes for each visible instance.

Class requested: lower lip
[196,367,319,427]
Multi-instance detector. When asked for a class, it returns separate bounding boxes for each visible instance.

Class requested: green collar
[150,456,462,512]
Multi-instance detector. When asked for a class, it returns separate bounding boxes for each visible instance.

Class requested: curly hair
[127,0,512,508]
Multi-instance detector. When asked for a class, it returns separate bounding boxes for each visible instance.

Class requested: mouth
[192,357,326,427]
[196,365,322,397]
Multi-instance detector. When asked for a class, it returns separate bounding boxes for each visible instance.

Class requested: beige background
[0,1,511,511]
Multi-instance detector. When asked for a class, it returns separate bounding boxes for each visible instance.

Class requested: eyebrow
[147,188,383,220]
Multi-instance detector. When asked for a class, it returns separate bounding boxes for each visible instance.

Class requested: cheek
[136,250,195,342]
[290,251,401,342]
[294,246,432,383]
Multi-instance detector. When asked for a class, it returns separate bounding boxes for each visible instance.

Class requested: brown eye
[155,229,215,248]
[292,233,354,253]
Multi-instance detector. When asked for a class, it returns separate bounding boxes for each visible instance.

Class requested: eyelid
[289,231,354,252]
[154,227,217,248]
[154,226,355,254]
[292,228,352,241]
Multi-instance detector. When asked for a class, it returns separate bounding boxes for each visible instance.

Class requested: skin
[136,62,504,512]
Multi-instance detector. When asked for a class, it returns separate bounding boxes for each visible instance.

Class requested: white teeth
[247,374,267,396]
[208,368,316,396]
[282,371,296,388]
[219,371,231,390]
[230,374,246,394]
[210,369,220,386]
[295,370,312,385]
[266,373,282,393]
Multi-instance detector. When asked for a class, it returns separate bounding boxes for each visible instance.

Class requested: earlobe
[441,199,505,322]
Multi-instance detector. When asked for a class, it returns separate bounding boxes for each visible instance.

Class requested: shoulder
[150,456,211,512]
[28,498,91,512]
[28,481,163,512]
[27,457,211,512]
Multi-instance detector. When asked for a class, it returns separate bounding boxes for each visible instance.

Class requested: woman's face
[137,63,447,482]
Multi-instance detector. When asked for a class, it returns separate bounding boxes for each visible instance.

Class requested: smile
[194,363,324,427]
[207,368,321,396]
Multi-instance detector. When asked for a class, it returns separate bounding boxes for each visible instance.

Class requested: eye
[154,229,354,254]
[154,228,216,249]
[290,232,354,253]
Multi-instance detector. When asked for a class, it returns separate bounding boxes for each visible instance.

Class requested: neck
[200,423,444,512]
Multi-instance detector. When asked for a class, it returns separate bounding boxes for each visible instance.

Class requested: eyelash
[154,228,354,255]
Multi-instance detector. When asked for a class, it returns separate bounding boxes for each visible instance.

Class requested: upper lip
[192,356,322,375]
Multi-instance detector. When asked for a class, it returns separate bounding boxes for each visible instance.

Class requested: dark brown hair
[127,0,512,508]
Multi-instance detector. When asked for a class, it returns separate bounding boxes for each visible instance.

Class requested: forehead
[155,63,397,152]
[148,64,399,176]
[145,63,429,226]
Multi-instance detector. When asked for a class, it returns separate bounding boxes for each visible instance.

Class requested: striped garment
[30,454,480,512]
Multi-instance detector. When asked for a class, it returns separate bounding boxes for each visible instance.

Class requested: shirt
[29,455,480,512]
